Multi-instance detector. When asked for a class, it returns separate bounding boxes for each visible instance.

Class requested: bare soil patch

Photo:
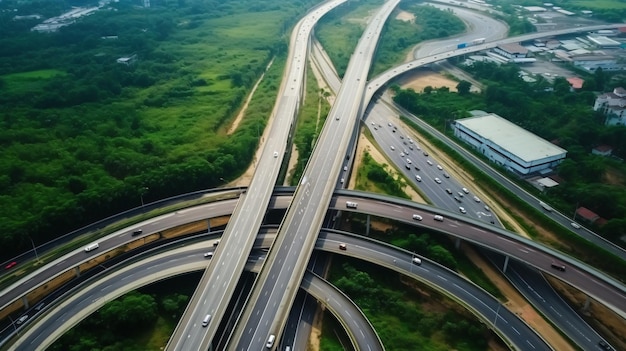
[396,69,461,93]
[603,167,625,186]
[395,10,415,23]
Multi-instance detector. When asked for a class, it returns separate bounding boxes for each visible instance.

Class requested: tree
[456,80,471,95]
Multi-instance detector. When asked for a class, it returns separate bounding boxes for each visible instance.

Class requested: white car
[415,175,422,182]
[434,177,442,184]
[462,187,469,194]
[273,151,278,158]
[390,145,395,151]
[406,158,412,164]
[459,207,467,214]
[400,152,405,157]
[570,222,581,229]
[412,214,423,221]
[473,196,481,203]
[484,205,491,212]
[436,165,443,170]
[412,257,422,265]
[426,160,433,166]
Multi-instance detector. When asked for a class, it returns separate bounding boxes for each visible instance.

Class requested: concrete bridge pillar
[454,238,461,250]
[582,296,591,313]
[22,296,29,309]
[502,256,510,273]
[74,266,81,277]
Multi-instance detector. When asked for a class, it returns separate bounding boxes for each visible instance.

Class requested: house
[575,207,600,224]
[594,87,626,126]
[566,77,584,90]
[592,145,613,156]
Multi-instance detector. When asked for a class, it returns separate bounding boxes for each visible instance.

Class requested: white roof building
[594,87,626,126]
[453,113,567,175]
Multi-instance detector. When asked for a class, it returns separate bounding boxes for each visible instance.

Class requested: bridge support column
[22,296,29,309]
[502,256,510,273]
[74,266,81,277]
[454,238,461,250]
[365,215,370,236]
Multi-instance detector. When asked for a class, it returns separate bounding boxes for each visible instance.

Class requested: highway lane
[317,230,551,351]
[3,189,625,340]
[411,3,508,59]
[165,1,349,350]
[484,251,615,351]
[331,192,626,319]
[228,1,401,349]
[10,230,550,351]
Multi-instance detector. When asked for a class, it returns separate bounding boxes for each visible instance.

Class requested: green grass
[1,69,66,94]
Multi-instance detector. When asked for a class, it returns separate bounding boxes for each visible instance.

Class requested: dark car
[132,229,143,236]
[598,340,613,350]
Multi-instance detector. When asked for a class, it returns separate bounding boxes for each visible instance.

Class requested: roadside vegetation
[289,65,331,185]
[371,2,465,75]
[0,0,319,261]
[490,0,626,23]
[327,258,493,351]
[49,273,200,351]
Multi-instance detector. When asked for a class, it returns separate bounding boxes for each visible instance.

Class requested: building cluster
[28,0,114,33]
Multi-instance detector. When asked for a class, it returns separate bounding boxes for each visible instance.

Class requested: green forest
[393,62,626,244]
[0,0,319,260]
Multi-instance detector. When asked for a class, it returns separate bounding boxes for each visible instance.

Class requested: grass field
[1,69,66,94]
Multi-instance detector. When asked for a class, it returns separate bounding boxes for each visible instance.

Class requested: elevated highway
[165,1,349,350]
[227,1,401,349]
[8,229,551,351]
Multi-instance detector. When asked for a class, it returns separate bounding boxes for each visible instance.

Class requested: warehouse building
[453,113,567,175]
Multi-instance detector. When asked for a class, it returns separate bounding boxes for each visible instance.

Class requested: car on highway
[426,160,433,166]
[473,196,481,203]
[405,164,411,170]
[400,152,405,157]
[5,261,17,270]
[408,145,414,150]
[400,135,404,139]
[443,172,450,178]
[462,187,469,194]
[266,334,276,348]
[423,151,429,156]
[415,175,422,182]
[204,252,214,258]
[202,314,211,327]
[273,151,278,158]
[570,222,581,229]
[390,145,395,151]
[84,243,99,252]
[445,188,453,194]
[412,214,423,221]
[412,257,422,265]
[454,196,462,203]
[132,229,143,236]
[213,240,220,247]
[406,158,412,164]
[343,166,348,171]
[436,164,443,170]
[388,122,392,127]
[459,207,467,214]
[16,315,28,325]
[550,262,566,272]
[339,243,347,250]
[433,215,444,222]
[484,205,491,212]
[598,340,614,350]
[414,165,420,171]
[434,177,442,184]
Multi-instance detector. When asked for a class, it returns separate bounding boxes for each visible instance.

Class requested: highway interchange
[2,1,626,350]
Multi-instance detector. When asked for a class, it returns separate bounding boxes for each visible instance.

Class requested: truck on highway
[471,37,486,45]
[457,42,467,49]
